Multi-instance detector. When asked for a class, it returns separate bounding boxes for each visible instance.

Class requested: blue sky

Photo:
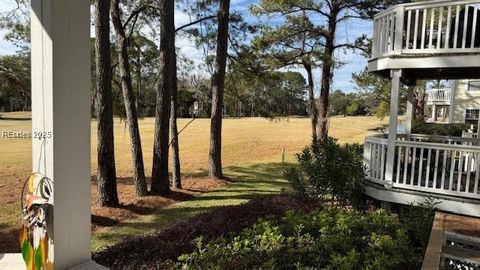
[0,0,372,93]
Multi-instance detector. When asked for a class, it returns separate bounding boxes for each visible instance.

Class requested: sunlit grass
[91,162,293,252]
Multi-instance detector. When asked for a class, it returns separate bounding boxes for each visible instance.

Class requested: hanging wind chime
[20,142,54,269]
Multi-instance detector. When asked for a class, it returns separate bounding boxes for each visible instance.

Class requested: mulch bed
[93,195,318,270]
[0,176,228,254]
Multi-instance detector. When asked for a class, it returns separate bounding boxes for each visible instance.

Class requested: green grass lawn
[92,162,293,251]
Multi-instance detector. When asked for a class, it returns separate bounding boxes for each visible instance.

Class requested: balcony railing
[372,0,480,58]
[426,88,452,104]
[364,134,480,200]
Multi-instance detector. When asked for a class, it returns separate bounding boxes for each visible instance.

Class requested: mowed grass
[0,113,387,175]
[0,112,387,247]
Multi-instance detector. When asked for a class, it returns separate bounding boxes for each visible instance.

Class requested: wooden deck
[422,212,480,269]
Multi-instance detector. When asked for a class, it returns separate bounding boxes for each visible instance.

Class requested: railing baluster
[457,151,464,191]
[414,9,420,49]
[429,8,435,49]
[380,144,386,181]
[404,145,409,184]
[437,7,444,49]
[475,153,479,194]
[466,152,472,193]
[433,149,440,188]
[441,150,448,189]
[411,147,417,185]
[384,16,390,53]
[454,5,460,49]
[396,146,402,183]
[449,150,456,191]
[462,4,470,49]
[445,6,452,49]
[426,148,432,187]
[389,14,395,52]
[421,9,427,49]
[406,10,412,50]
[418,148,425,186]
[472,7,478,48]
[372,144,377,179]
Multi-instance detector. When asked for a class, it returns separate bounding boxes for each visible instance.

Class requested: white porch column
[385,69,402,185]
[431,104,437,122]
[405,85,414,135]
[31,1,102,269]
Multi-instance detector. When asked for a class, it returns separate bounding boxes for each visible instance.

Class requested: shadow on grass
[92,162,294,252]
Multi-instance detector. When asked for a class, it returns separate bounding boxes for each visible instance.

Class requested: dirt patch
[93,195,317,270]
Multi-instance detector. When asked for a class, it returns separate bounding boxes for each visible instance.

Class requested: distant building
[426,80,480,126]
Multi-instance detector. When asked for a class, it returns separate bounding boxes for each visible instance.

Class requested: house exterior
[427,80,480,125]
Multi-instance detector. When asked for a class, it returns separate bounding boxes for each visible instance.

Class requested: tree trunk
[152,0,174,194]
[111,0,148,197]
[170,56,181,189]
[95,0,118,207]
[304,62,318,141]
[209,0,230,179]
[316,6,338,140]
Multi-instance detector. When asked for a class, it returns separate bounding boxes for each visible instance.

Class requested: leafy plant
[284,137,366,208]
[412,120,469,137]
[176,208,414,270]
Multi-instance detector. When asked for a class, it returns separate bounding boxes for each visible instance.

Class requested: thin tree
[209,0,230,179]
[170,55,181,189]
[110,0,148,196]
[95,0,119,206]
[151,0,175,194]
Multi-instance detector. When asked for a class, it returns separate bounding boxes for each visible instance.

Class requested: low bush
[284,137,365,208]
[412,120,469,137]
[177,208,415,270]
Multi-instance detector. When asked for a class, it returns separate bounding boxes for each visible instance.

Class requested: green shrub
[176,208,414,270]
[399,197,438,265]
[284,137,365,208]
[412,120,469,137]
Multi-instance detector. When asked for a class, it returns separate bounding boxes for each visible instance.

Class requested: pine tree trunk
[111,0,148,197]
[209,0,230,179]
[317,8,338,141]
[304,62,318,141]
[95,0,118,207]
[170,56,181,189]
[152,0,174,194]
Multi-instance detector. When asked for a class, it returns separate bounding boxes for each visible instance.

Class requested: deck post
[394,6,405,54]
[385,69,402,185]
[405,85,414,135]
[31,1,104,269]
[432,104,437,122]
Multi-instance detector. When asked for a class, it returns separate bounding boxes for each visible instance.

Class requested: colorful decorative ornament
[20,173,54,270]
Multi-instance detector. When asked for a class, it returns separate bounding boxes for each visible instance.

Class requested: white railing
[373,0,480,58]
[426,88,452,104]
[364,134,480,200]
[463,131,479,138]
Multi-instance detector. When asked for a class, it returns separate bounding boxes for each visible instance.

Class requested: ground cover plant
[176,208,414,270]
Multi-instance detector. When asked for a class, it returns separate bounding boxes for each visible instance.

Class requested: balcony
[426,88,452,105]
[363,134,480,217]
[369,0,480,80]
